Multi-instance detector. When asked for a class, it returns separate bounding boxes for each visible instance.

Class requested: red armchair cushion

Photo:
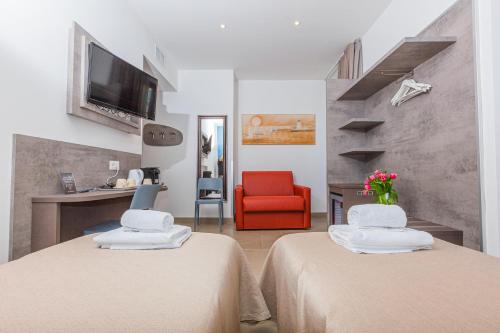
[242,171,294,196]
[243,196,305,212]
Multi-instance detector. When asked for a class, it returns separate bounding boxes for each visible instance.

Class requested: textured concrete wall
[326,80,368,184]
[327,0,480,249]
[11,135,141,259]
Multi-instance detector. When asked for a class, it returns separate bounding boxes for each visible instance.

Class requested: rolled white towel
[94,225,191,250]
[120,209,174,233]
[348,204,407,228]
[328,224,433,254]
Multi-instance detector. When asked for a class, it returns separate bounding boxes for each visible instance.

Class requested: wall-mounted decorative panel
[143,123,183,146]
[66,22,141,135]
[10,134,141,260]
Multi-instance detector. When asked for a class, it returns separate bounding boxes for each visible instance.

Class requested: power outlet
[109,160,120,171]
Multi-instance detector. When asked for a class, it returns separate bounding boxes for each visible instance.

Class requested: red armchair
[234,171,311,230]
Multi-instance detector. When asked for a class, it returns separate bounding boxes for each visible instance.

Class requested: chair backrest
[197,178,223,199]
[242,171,294,196]
[130,184,161,210]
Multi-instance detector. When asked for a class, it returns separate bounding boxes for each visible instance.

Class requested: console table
[31,186,167,252]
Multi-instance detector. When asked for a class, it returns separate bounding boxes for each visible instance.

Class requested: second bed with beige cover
[0,233,270,333]
[260,232,500,333]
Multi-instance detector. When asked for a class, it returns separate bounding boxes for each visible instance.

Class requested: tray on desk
[96,187,137,191]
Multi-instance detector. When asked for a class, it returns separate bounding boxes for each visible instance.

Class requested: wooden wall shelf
[337,36,456,101]
[339,148,385,161]
[339,118,384,131]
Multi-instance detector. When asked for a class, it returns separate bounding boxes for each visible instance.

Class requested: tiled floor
[176,215,328,278]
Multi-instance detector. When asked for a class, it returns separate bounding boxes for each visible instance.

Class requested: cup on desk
[126,178,137,188]
[143,178,153,185]
[115,178,127,189]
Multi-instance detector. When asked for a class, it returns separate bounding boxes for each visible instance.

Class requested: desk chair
[194,178,223,232]
[84,184,161,235]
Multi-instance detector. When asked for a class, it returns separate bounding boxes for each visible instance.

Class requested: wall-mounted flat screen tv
[87,42,157,120]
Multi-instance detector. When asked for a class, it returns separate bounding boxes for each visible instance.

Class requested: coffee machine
[141,167,161,184]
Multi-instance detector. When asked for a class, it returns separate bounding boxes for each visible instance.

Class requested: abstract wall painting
[242,114,316,145]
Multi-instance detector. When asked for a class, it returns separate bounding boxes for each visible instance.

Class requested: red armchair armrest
[294,185,311,229]
[234,185,244,230]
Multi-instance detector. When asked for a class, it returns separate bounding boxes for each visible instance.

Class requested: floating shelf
[339,148,385,161]
[339,118,384,131]
[337,36,456,101]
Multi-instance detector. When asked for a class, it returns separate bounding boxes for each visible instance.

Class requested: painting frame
[241,114,316,145]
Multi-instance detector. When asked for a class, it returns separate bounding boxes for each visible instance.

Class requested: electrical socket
[109,160,120,171]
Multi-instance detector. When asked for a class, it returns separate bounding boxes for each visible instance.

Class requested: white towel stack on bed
[94,210,191,250]
[121,209,174,232]
[347,204,407,228]
[328,204,433,253]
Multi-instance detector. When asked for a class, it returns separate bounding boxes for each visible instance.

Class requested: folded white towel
[347,204,407,228]
[94,225,191,250]
[328,224,433,254]
[120,209,174,233]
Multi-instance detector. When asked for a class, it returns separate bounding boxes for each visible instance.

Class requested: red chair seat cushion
[242,171,294,196]
[243,196,305,212]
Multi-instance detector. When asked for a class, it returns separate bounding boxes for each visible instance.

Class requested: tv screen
[87,43,157,120]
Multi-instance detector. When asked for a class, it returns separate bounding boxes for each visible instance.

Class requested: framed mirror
[197,115,227,200]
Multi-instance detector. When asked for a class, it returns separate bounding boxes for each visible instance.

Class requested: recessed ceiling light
[293,20,301,27]
[220,24,226,30]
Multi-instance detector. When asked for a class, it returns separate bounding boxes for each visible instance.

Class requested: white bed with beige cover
[260,233,500,333]
[0,233,270,333]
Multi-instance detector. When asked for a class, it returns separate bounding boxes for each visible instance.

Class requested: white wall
[0,0,177,263]
[474,0,500,257]
[142,70,235,218]
[236,81,327,213]
[362,0,458,70]
[493,0,500,154]
[493,0,500,256]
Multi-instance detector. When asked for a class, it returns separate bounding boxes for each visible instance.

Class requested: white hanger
[391,79,431,106]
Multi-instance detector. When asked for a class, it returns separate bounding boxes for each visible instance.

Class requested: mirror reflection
[197,116,227,200]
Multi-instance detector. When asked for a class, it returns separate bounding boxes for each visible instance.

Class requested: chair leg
[194,203,199,231]
[218,202,223,233]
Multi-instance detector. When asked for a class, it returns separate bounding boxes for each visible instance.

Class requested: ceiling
[128,0,391,79]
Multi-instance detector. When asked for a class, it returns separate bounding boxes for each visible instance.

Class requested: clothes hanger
[391,79,431,106]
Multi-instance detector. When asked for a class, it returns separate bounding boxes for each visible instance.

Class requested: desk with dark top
[31,186,167,252]
[329,183,463,246]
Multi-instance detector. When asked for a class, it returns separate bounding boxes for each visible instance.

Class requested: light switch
[109,160,120,171]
